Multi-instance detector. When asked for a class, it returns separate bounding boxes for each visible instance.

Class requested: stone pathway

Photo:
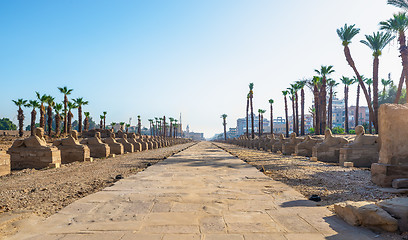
[9,142,379,240]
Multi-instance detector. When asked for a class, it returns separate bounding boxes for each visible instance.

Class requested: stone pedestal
[372,104,408,187]
[295,136,323,157]
[82,132,110,158]
[312,129,349,163]
[0,151,10,176]
[7,128,61,170]
[55,131,91,164]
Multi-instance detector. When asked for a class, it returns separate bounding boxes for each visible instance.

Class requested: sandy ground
[0,142,196,238]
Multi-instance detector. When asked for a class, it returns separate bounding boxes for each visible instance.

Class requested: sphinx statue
[312,129,349,162]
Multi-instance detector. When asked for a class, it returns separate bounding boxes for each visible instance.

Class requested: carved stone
[282,133,304,155]
[0,151,10,176]
[295,135,323,157]
[54,130,91,163]
[272,134,288,153]
[128,133,142,152]
[103,132,124,155]
[81,132,110,158]
[312,129,349,163]
[117,133,134,153]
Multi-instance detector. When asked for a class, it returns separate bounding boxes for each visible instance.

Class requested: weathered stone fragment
[0,151,10,176]
[372,103,408,187]
[128,133,142,152]
[392,178,408,189]
[295,135,323,157]
[117,133,134,153]
[7,128,61,170]
[272,134,287,153]
[282,133,304,155]
[312,129,349,163]
[377,197,408,232]
[54,130,91,163]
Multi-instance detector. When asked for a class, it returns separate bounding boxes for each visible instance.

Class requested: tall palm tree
[54,103,63,136]
[169,117,174,138]
[341,77,354,133]
[246,93,250,138]
[154,117,159,136]
[337,24,376,130]
[282,90,289,137]
[174,119,178,137]
[296,80,307,135]
[45,95,55,136]
[221,114,227,140]
[67,102,77,133]
[99,115,104,130]
[258,109,262,137]
[352,76,361,128]
[311,76,321,134]
[27,100,40,136]
[119,122,125,131]
[138,115,142,135]
[12,99,27,137]
[148,119,153,136]
[83,111,90,132]
[36,92,48,129]
[327,79,339,130]
[381,78,393,95]
[388,0,408,9]
[103,111,107,129]
[111,122,116,130]
[260,109,266,135]
[268,99,274,136]
[288,87,296,134]
[73,97,89,133]
[364,78,374,133]
[249,83,255,139]
[58,86,73,135]
[290,83,300,135]
[315,65,335,133]
[361,31,395,133]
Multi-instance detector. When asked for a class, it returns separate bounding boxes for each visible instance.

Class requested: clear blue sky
[0,0,402,138]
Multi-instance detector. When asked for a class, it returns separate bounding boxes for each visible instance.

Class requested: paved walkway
[10,142,378,240]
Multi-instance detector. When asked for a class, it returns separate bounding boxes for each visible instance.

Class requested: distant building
[236,114,269,136]
[184,125,205,141]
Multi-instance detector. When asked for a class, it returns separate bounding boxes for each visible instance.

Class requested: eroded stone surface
[54,130,91,163]
[377,197,408,232]
[0,150,10,176]
[81,132,110,158]
[312,129,349,163]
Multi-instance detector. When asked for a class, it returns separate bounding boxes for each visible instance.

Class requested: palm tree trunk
[314,86,320,135]
[47,106,52,136]
[258,113,261,137]
[301,89,305,136]
[295,91,299,135]
[250,96,254,139]
[345,85,349,133]
[394,70,404,103]
[103,116,106,130]
[355,85,360,128]
[68,111,72,133]
[63,95,68,134]
[270,104,273,136]
[30,109,36,136]
[320,77,327,134]
[40,104,45,129]
[246,98,249,137]
[100,119,103,130]
[18,107,24,137]
[328,87,333,130]
[291,96,295,134]
[368,84,372,134]
[223,119,227,140]
[78,105,82,133]
[55,113,61,136]
[343,45,377,131]
[284,96,289,137]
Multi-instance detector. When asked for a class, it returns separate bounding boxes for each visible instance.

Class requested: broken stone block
[81,132,110,158]
[343,162,354,168]
[339,125,379,168]
[54,130,91,164]
[103,132,124,155]
[7,128,61,170]
[392,178,408,189]
[116,133,134,153]
[282,133,304,155]
[0,151,10,176]
[372,103,408,187]
[127,133,142,152]
[295,135,323,157]
[312,129,349,163]
[334,201,398,232]
[377,197,408,232]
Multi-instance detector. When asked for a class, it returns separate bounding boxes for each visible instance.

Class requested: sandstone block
[0,151,10,176]
[392,178,408,189]
[312,129,348,163]
[377,197,408,232]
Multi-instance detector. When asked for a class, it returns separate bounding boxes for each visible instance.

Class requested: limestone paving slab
[8,142,379,240]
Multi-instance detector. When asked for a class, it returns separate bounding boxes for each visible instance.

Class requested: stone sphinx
[282,132,304,155]
[312,129,349,163]
[272,134,288,153]
[127,133,142,152]
[295,135,323,157]
[339,125,379,167]
[81,132,110,158]
[7,128,61,170]
[136,136,149,151]
[117,133,134,153]
[103,132,124,155]
[54,130,91,163]
[0,151,10,176]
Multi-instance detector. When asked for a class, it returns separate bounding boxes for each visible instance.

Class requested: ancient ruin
[295,135,323,157]
[117,133,134,153]
[127,133,142,152]
[0,151,10,176]
[81,132,110,158]
[7,128,61,169]
[312,129,349,163]
[103,132,124,155]
[339,125,378,167]
[54,130,91,164]
[282,132,304,155]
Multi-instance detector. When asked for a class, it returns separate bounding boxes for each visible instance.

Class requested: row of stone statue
[227,125,378,168]
[4,127,191,172]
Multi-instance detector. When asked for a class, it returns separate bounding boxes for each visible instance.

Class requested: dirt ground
[0,142,196,238]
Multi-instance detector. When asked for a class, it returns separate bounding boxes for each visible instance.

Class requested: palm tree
[352,76,361,128]
[361,32,395,133]
[99,115,104,130]
[27,100,40,136]
[296,80,307,135]
[148,119,153,136]
[282,90,289,137]
[381,78,393,95]
[288,87,296,134]
[67,102,77,133]
[83,111,90,132]
[169,117,174,138]
[260,109,266,135]
[103,111,107,129]
[388,0,408,9]
[315,65,335,133]
[249,83,255,139]
[12,99,27,137]
[36,92,48,129]
[364,78,374,133]
[268,99,274,135]
[258,109,262,137]
[221,114,227,140]
[327,79,339,130]
[73,97,89,133]
[341,77,353,133]
[246,93,250,138]
[58,86,73,135]
[337,24,376,131]
[311,76,321,134]
[111,122,116,130]
[137,115,141,135]
[119,122,125,131]
[45,95,55,136]
[290,83,300,135]
[54,103,63,136]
